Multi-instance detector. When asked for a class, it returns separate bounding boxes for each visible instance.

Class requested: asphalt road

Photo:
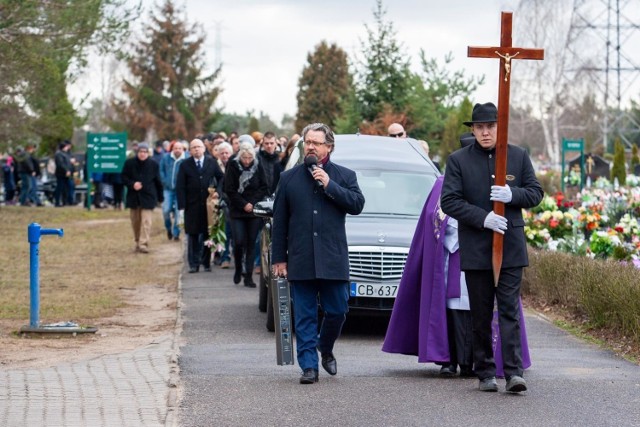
[177,264,640,427]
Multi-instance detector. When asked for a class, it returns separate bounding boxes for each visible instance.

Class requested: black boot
[233,269,242,285]
[243,274,256,288]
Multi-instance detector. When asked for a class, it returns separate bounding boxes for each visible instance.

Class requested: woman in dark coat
[223,142,269,287]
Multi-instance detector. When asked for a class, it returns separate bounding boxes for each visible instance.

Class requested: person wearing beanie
[121,142,164,253]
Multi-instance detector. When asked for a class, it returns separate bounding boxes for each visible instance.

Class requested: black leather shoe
[188,267,199,274]
[204,266,211,272]
[321,353,337,376]
[299,368,318,384]
[459,365,475,378]
[244,274,256,288]
[233,271,242,284]
[439,364,457,377]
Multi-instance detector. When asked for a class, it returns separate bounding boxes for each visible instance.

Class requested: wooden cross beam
[468,12,544,286]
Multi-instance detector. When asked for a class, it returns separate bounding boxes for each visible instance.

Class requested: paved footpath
[0,334,178,427]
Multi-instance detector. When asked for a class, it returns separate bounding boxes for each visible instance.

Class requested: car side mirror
[253,197,274,218]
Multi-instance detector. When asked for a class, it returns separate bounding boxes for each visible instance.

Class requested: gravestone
[569,153,610,182]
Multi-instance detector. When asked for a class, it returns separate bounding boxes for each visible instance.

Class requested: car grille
[348,246,410,281]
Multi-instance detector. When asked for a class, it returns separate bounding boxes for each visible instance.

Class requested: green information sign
[561,138,584,193]
[86,132,127,173]
[563,139,584,151]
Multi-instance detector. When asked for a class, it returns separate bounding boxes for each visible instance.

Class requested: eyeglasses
[388,132,405,138]
[303,140,326,148]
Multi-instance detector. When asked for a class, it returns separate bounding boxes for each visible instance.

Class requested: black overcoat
[121,157,163,209]
[176,156,224,235]
[271,160,365,281]
[223,159,270,219]
[440,142,543,270]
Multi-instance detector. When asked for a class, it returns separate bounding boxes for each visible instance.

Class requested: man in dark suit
[441,102,543,393]
[121,143,164,253]
[271,123,365,384]
[176,138,224,273]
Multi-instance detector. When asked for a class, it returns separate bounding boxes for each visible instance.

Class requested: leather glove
[484,211,508,234]
[490,184,512,203]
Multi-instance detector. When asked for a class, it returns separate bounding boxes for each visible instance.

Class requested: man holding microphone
[271,123,365,384]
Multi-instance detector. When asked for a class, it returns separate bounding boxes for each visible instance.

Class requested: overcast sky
[73,0,531,124]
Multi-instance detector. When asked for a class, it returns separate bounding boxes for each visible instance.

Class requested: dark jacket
[15,151,34,175]
[271,160,365,281]
[440,142,543,270]
[121,156,163,209]
[176,156,224,235]
[54,150,72,178]
[257,150,282,195]
[223,158,269,219]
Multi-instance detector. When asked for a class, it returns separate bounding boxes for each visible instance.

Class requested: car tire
[266,286,275,332]
[258,274,268,313]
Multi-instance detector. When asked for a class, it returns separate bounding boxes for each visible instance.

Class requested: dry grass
[0,205,182,324]
[523,248,640,363]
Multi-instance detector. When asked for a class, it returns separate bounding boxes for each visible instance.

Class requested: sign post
[561,138,585,193]
[86,133,127,210]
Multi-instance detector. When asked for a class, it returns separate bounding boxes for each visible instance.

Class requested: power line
[568,0,640,151]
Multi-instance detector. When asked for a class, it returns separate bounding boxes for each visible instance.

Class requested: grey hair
[217,141,232,154]
[237,141,256,159]
[302,123,335,146]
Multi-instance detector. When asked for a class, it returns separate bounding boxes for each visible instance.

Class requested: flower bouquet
[204,187,226,252]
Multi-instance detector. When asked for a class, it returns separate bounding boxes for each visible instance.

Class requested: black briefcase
[271,276,294,365]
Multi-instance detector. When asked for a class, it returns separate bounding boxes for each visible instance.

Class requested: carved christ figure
[495,51,520,81]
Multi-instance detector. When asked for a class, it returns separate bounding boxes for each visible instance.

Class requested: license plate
[350,282,398,298]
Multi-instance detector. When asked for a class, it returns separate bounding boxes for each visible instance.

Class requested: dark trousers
[446,308,473,368]
[465,268,523,380]
[187,233,211,269]
[290,280,349,371]
[112,183,124,206]
[54,176,73,206]
[229,216,262,276]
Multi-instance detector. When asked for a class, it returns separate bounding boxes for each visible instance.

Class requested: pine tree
[610,138,626,185]
[113,0,221,141]
[248,116,260,133]
[0,0,138,152]
[440,98,473,164]
[295,41,352,132]
[355,0,412,123]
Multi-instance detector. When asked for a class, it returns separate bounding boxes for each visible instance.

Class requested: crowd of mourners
[118,130,301,288]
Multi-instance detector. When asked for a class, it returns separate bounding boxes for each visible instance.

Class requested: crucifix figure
[468,12,544,285]
[495,51,520,81]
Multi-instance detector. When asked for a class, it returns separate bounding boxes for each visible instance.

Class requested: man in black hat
[440,102,543,393]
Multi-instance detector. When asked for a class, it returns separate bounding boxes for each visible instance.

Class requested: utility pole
[568,0,640,152]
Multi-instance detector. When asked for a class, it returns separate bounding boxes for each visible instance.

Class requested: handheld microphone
[304,155,324,188]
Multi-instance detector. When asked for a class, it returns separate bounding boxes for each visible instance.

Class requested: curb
[164,267,184,427]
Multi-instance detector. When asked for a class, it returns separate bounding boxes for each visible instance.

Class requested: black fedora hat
[463,102,497,126]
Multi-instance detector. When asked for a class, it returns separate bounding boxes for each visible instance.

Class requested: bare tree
[511,0,607,165]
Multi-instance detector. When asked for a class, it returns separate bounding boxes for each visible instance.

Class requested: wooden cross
[468,12,544,286]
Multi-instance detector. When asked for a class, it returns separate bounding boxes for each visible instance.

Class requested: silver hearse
[255,134,440,331]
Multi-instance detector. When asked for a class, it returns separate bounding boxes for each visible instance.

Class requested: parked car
[254,134,440,331]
